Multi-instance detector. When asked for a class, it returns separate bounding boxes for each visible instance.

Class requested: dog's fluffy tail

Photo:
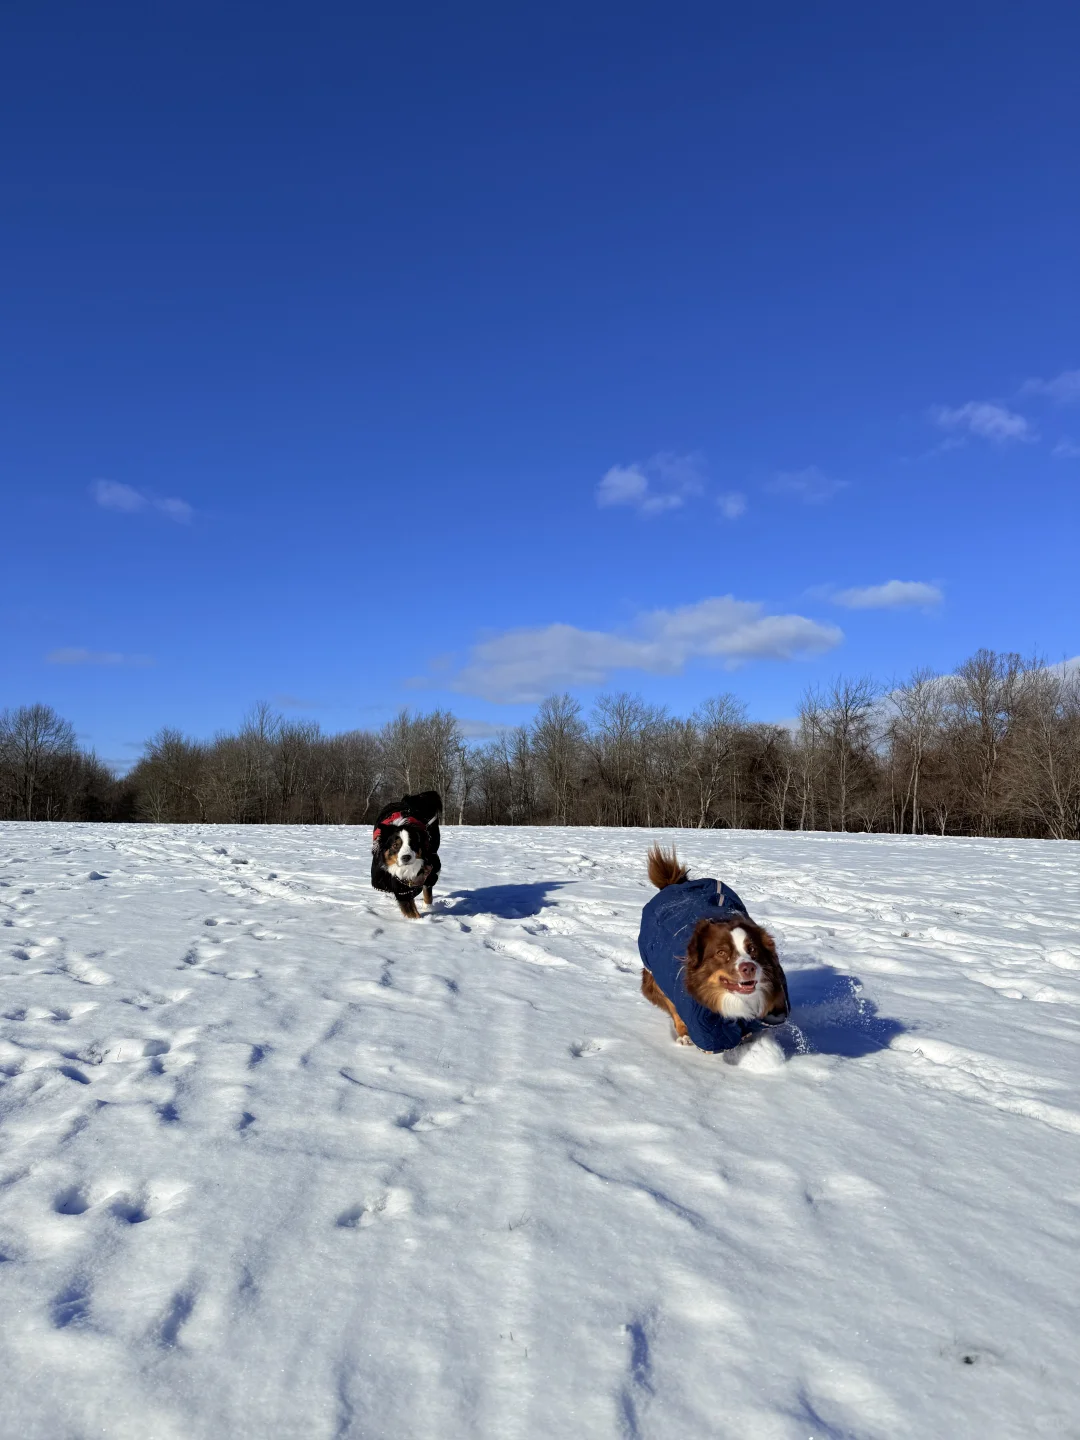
[647,845,689,890]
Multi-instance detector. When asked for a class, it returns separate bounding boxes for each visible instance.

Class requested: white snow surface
[1,824,1079,1440]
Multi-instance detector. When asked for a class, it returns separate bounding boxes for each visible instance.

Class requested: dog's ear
[685,919,715,970]
[756,929,790,1020]
[763,984,790,1022]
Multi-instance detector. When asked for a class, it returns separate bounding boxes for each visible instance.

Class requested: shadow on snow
[440,881,568,919]
[781,964,905,1059]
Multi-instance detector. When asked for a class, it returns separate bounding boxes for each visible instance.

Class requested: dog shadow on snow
[440,880,568,919]
[779,964,905,1059]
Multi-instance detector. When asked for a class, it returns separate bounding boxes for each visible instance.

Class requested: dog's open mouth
[720,973,760,996]
[722,978,757,994]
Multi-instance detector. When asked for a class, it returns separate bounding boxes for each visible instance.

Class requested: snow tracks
[1,824,1078,1439]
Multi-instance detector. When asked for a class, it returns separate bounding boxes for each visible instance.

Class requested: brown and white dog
[640,846,789,1049]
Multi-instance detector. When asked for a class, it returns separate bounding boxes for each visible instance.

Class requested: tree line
[2,649,1078,838]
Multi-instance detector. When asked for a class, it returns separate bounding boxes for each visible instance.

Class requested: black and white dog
[370,791,442,919]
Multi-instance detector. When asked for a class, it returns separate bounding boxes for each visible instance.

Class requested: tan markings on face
[386,827,423,880]
[685,920,776,1018]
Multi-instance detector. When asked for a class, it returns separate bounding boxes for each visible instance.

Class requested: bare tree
[420,710,463,810]
[379,710,423,795]
[589,694,649,825]
[531,694,586,825]
[275,720,319,821]
[453,740,474,825]
[0,704,78,820]
[795,689,825,831]
[888,668,947,834]
[820,678,878,831]
[327,730,384,823]
[647,716,690,827]
[754,725,796,830]
[136,728,209,822]
[688,695,745,827]
[949,650,1024,836]
[1014,662,1080,839]
[239,703,280,822]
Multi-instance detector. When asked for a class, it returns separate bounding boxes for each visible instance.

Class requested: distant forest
[2,649,1078,840]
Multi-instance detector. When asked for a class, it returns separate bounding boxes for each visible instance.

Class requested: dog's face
[684,919,788,1022]
[374,825,426,884]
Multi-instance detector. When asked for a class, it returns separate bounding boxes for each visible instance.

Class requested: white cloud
[833,580,943,610]
[92,480,147,513]
[596,452,704,515]
[932,401,1033,443]
[716,491,747,519]
[450,596,842,703]
[1052,438,1080,459]
[597,464,666,511]
[156,497,193,523]
[1020,369,1080,405]
[90,480,192,522]
[764,466,846,504]
[46,648,154,666]
[457,718,512,738]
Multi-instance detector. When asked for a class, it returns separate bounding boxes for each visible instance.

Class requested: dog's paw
[675,1033,694,1047]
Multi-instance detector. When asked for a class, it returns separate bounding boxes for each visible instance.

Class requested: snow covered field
[1,823,1078,1440]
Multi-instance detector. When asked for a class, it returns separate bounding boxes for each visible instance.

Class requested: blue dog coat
[637,876,785,1052]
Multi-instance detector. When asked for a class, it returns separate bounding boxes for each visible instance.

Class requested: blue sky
[2,1,1078,767]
